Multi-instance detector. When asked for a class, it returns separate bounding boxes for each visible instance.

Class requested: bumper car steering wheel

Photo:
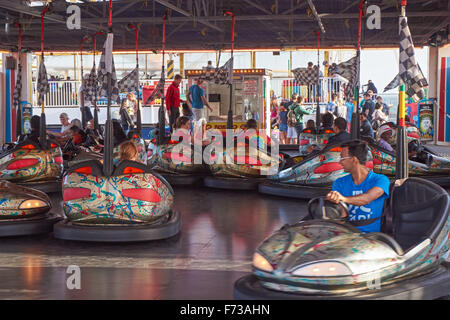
[307,196,349,222]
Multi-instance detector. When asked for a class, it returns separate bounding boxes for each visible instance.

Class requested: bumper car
[53,159,180,242]
[147,139,208,186]
[259,140,373,199]
[367,124,450,187]
[0,139,63,193]
[204,136,280,191]
[0,180,61,236]
[235,177,450,300]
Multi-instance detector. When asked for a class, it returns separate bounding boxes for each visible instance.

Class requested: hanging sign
[67,5,81,30]
[366,5,381,30]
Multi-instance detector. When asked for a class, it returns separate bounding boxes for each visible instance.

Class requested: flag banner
[199,57,233,85]
[292,66,319,86]
[118,67,139,93]
[98,33,120,103]
[329,56,359,102]
[37,60,49,106]
[384,74,401,92]
[328,56,358,82]
[13,64,22,107]
[398,17,428,102]
[144,78,165,105]
[84,65,98,102]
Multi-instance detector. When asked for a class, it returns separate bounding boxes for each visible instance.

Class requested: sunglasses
[339,156,353,162]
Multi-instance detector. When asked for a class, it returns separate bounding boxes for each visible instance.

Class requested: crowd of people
[270,86,392,149]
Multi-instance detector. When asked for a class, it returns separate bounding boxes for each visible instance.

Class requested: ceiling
[0,0,449,53]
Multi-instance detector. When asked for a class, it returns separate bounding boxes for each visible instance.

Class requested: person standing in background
[187,78,213,122]
[166,74,184,132]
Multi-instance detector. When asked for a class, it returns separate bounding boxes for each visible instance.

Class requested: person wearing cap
[376,126,393,152]
[326,139,390,233]
[46,113,72,140]
[78,73,94,128]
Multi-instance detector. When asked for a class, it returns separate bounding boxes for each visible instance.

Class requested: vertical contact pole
[396,0,409,179]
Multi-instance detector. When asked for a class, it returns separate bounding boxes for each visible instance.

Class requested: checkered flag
[398,17,428,102]
[37,60,49,106]
[13,64,22,107]
[292,66,318,85]
[329,55,359,102]
[200,64,215,82]
[383,74,401,92]
[84,65,98,102]
[118,67,139,93]
[144,78,165,105]
[213,57,233,85]
[97,33,120,104]
[328,56,358,82]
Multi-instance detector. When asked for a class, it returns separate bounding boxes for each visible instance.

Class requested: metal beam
[34,11,449,24]
[242,0,272,15]
[0,0,102,33]
[154,0,224,32]
[281,1,308,15]
[113,0,142,17]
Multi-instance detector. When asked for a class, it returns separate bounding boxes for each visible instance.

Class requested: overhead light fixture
[25,0,52,7]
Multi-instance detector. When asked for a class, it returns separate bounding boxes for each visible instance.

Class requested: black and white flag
[214,57,233,85]
[37,60,49,106]
[84,65,98,102]
[97,33,120,103]
[118,67,139,93]
[328,56,358,82]
[144,78,165,105]
[398,17,428,102]
[13,64,22,107]
[292,66,319,86]
[200,57,233,85]
[328,55,359,102]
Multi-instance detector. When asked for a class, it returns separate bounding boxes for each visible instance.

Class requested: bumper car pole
[39,6,49,150]
[80,36,89,129]
[128,24,142,136]
[225,11,235,130]
[157,13,167,145]
[350,1,365,140]
[13,22,22,139]
[315,31,320,131]
[396,1,409,179]
[103,0,114,177]
[93,31,104,135]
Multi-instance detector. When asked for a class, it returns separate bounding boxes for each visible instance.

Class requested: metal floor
[0,187,308,300]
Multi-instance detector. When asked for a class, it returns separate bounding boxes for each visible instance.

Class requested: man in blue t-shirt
[187,78,213,121]
[326,140,390,233]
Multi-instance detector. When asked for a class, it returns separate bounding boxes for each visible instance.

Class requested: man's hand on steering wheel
[325,190,346,204]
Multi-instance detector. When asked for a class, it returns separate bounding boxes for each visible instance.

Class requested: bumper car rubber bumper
[0,212,62,237]
[422,175,450,188]
[234,261,450,300]
[157,172,204,186]
[203,176,261,190]
[53,210,181,242]
[17,180,62,194]
[258,181,331,199]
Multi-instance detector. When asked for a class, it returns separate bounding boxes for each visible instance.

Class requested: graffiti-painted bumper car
[259,141,374,199]
[204,140,280,190]
[235,178,450,300]
[147,139,208,186]
[0,181,61,236]
[0,140,63,193]
[366,136,450,187]
[53,160,181,242]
